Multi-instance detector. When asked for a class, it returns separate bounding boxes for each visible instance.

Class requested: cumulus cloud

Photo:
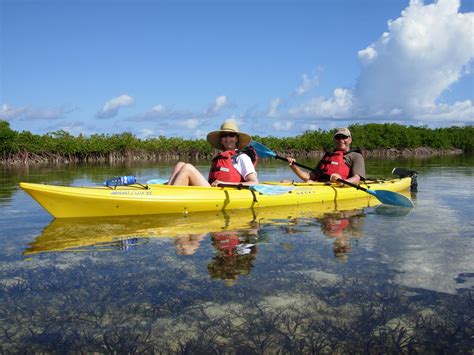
[0,103,71,120]
[294,71,320,96]
[355,0,474,120]
[280,0,473,127]
[288,88,354,119]
[96,94,134,119]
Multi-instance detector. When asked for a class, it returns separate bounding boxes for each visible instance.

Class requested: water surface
[0,156,473,352]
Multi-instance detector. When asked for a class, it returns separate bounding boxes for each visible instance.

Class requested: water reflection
[24,197,379,261]
[23,208,262,255]
[174,234,207,256]
[208,229,259,286]
[320,209,365,262]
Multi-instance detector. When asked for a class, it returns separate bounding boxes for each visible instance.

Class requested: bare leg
[168,163,210,186]
[167,162,186,184]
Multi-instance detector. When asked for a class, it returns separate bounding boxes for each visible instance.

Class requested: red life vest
[312,150,351,181]
[208,150,245,183]
[322,218,350,238]
[213,232,240,257]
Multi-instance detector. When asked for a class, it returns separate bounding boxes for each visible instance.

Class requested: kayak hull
[20,178,412,218]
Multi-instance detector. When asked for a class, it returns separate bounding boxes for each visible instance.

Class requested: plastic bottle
[104,175,137,187]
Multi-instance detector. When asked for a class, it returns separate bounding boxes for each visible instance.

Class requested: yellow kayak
[20,177,412,218]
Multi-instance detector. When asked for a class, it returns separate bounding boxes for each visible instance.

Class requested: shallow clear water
[0,156,473,352]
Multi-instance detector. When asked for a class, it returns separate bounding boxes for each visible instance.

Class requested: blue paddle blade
[367,189,415,208]
[146,178,169,184]
[250,184,295,195]
[250,140,277,158]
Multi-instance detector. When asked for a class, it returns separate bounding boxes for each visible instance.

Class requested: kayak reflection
[24,195,398,257]
[23,209,261,255]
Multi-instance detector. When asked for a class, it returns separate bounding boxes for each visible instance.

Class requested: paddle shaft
[274,152,370,191]
[273,154,315,172]
[335,178,371,193]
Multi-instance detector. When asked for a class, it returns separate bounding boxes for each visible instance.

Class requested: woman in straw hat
[167,120,258,186]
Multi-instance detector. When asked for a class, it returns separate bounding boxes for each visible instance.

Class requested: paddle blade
[250,140,277,158]
[146,178,169,184]
[368,189,415,208]
[250,184,295,195]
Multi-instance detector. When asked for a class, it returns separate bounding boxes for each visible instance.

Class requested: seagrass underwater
[1,155,473,352]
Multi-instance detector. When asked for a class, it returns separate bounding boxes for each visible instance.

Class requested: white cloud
[177,118,199,129]
[0,103,70,120]
[151,105,165,113]
[355,0,474,119]
[133,104,192,122]
[267,98,282,117]
[303,123,319,131]
[0,104,24,119]
[288,88,354,119]
[357,45,378,64]
[96,94,134,119]
[206,95,228,116]
[294,72,320,96]
[272,121,293,131]
[278,0,473,128]
[138,128,155,139]
[413,99,474,122]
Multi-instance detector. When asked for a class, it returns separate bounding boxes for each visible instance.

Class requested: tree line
[0,120,472,163]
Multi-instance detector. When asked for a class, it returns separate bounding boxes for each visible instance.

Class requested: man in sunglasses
[167,120,258,186]
[286,127,365,185]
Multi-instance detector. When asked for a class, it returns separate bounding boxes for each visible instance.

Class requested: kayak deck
[20,177,412,218]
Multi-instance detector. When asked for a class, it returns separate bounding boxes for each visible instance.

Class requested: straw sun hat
[206,120,251,150]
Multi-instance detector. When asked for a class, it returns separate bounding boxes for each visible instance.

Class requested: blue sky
[1,0,473,139]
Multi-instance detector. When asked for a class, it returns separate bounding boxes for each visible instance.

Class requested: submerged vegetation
[0,120,472,164]
[1,236,472,353]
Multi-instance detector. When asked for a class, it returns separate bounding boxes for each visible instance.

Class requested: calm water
[0,156,473,352]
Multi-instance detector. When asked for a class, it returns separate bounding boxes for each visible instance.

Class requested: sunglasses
[334,134,350,140]
[220,133,237,138]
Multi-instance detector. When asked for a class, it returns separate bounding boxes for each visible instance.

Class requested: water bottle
[104,175,137,187]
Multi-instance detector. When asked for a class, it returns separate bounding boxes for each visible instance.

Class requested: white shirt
[232,153,257,180]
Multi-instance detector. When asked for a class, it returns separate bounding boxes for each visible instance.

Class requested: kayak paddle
[146,178,294,195]
[250,140,415,208]
[218,183,295,195]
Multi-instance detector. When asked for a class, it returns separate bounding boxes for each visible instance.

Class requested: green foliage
[0,120,472,161]
[0,121,18,154]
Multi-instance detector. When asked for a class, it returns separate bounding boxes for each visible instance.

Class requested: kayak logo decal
[110,191,153,196]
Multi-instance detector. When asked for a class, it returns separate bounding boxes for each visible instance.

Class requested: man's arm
[287,157,311,181]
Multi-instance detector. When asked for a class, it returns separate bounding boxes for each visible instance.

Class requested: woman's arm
[242,172,258,185]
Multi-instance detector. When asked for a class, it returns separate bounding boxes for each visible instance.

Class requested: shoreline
[290,147,465,158]
[0,147,467,165]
